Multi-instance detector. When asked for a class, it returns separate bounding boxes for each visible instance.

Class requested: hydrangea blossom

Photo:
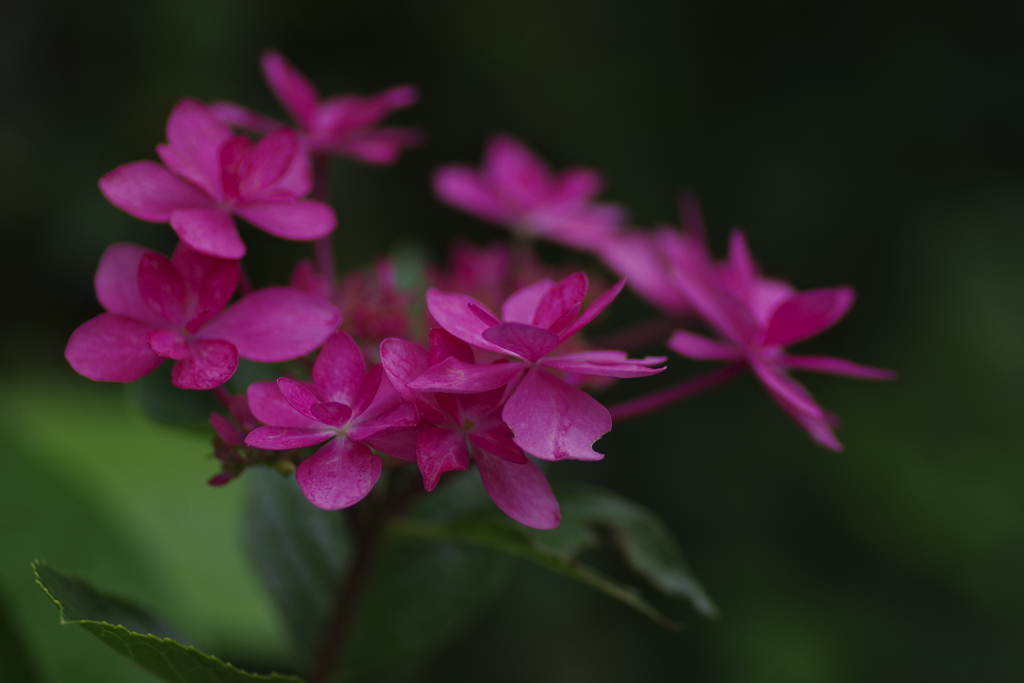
[209,50,422,165]
[667,230,895,450]
[99,98,336,259]
[433,135,626,251]
[245,332,419,510]
[65,242,341,390]
[410,273,666,461]
[381,329,560,529]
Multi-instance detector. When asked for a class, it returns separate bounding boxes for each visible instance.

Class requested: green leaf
[392,481,717,628]
[125,363,221,430]
[245,470,512,681]
[33,562,302,683]
[0,589,39,683]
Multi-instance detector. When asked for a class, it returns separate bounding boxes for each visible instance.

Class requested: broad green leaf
[34,562,302,683]
[245,469,512,681]
[0,589,39,683]
[391,480,717,628]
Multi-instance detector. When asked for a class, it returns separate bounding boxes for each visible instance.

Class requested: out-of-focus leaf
[34,562,302,683]
[0,589,39,683]
[245,469,512,681]
[392,480,717,628]
[125,363,220,430]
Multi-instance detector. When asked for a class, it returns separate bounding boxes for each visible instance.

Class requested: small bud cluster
[66,51,892,529]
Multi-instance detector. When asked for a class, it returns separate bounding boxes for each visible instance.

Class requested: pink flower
[381,329,560,529]
[99,98,336,259]
[245,332,419,510]
[433,135,626,251]
[65,242,341,390]
[410,274,666,461]
[667,230,895,450]
[209,50,422,165]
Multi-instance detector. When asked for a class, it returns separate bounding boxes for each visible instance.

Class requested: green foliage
[34,562,303,683]
[245,469,513,681]
[393,480,717,628]
[0,589,39,683]
[125,363,221,430]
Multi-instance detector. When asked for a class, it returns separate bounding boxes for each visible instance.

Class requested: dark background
[2,1,1024,681]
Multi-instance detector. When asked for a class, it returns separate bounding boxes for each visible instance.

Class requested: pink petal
[349,400,419,442]
[427,328,475,366]
[157,98,233,199]
[672,259,759,346]
[99,160,212,222]
[65,314,163,382]
[501,279,554,324]
[768,399,843,452]
[780,355,896,380]
[233,200,336,241]
[751,362,824,419]
[433,165,513,224]
[170,338,237,390]
[468,431,527,464]
[147,329,190,360]
[329,128,423,165]
[416,427,470,490]
[361,427,419,462]
[246,381,323,429]
[276,139,313,197]
[350,364,385,418]
[556,278,627,342]
[724,230,758,303]
[94,243,167,326]
[542,351,666,378]
[556,167,604,201]
[310,402,353,428]
[239,128,299,199]
[137,252,186,326]
[246,425,335,450]
[762,287,856,347]
[278,377,321,419]
[678,192,708,245]
[476,449,560,529]
[207,100,284,135]
[409,357,525,394]
[596,231,689,315]
[667,329,743,361]
[200,287,341,363]
[313,332,367,406]
[380,337,429,401]
[170,242,239,332]
[169,208,246,259]
[482,323,559,362]
[533,273,587,330]
[297,436,382,510]
[210,412,244,446]
[260,50,320,130]
[503,368,610,462]
[425,289,507,354]
[484,135,551,208]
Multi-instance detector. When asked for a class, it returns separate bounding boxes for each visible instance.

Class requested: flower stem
[311,153,336,287]
[607,362,746,422]
[307,497,384,683]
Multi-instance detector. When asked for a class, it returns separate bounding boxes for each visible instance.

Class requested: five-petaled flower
[381,329,561,529]
[99,98,336,259]
[65,242,341,390]
[410,273,666,462]
[210,50,422,165]
[245,331,419,510]
[666,230,895,450]
[433,135,626,251]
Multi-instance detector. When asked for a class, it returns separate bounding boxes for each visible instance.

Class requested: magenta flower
[209,50,422,165]
[381,329,560,529]
[667,230,895,450]
[65,242,341,390]
[245,332,419,510]
[410,273,666,461]
[99,98,336,259]
[433,135,626,251]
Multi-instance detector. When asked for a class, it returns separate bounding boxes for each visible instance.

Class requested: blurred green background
[2,0,1024,681]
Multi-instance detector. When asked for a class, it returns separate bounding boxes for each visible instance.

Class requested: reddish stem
[211,385,233,409]
[607,362,746,422]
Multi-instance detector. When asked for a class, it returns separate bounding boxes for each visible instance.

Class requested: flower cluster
[67,50,892,530]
